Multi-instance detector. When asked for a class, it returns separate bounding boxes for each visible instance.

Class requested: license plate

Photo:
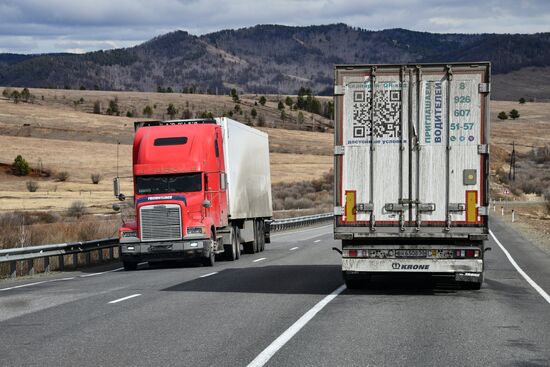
[149,244,173,252]
[395,249,427,258]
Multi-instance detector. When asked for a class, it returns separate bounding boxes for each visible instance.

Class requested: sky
[0,0,549,54]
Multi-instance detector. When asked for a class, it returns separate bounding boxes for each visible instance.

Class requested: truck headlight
[187,226,205,235]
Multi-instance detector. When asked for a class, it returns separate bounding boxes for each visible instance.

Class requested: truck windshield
[136,173,202,194]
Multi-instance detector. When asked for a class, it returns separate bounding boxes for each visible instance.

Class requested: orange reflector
[466,190,477,223]
[345,191,356,222]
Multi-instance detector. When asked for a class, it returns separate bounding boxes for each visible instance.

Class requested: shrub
[91,173,102,184]
[56,171,69,182]
[11,155,31,176]
[93,101,101,114]
[497,111,508,120]
[259,96,266,106]
[26,181,39,192]
[143,105,153,117]
[509,109,520,119]
[68,201,87,218]
[251,108,257,119]
[106,98,119,115]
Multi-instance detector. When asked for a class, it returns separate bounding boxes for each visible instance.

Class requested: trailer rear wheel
[123,261,138,271]
[235,227,241,259]
[256,220,265,252]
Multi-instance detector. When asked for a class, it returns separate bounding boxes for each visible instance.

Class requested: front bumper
[120,239,210,262]
[342,258,483,273]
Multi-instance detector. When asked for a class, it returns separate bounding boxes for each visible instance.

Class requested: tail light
[455,249,480,258]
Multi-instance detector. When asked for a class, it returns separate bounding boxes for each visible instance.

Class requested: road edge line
[247,284,346,367]
[490,230,550,305]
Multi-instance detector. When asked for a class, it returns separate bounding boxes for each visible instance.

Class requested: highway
[1,218,549,367]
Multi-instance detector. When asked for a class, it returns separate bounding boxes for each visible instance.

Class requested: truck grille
[140,204,182,241]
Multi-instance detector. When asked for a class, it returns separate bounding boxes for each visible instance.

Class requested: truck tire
[202,235,216,267]
[224,228,238,261]
[344,278,362,289]
[123,261,138,271]
[244,223,257,254]
[235,227,241,259]
[258,220,265,252]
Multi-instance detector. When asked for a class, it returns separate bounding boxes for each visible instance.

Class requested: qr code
[352,90,401,139]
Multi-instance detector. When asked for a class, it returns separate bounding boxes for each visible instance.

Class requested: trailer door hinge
[334,85,345,96]
[334,206,345,216]
[478,144,489,154]
[478,83,490,93]
[334,145,345,155]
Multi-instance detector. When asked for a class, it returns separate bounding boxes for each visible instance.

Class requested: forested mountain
[1,24,549,100]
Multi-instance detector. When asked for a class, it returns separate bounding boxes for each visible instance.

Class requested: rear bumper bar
[342,258,483,273]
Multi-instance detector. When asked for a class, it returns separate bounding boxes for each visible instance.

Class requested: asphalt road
[0,219,549,367]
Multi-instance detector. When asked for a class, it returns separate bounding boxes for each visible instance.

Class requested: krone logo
[392,263,401,270]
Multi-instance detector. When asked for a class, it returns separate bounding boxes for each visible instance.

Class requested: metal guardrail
[0,213,333,279]
[269,213,333,232]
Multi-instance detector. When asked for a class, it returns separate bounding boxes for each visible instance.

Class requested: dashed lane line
[252,258,267,263]
[108,294,142,304]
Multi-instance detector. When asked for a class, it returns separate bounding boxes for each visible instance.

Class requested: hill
[1,24,550,100]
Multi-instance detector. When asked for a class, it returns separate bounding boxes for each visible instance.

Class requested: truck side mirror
[113,177,121,198]
[202,199,211,208]
[113,177,126,201]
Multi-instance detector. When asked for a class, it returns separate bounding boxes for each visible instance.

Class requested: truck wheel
[202,236,216,267]
[345,278,362,289]
[235,227,241,259]
[123,261,138,271]
[224,228,238,261]
[258,220,265,252]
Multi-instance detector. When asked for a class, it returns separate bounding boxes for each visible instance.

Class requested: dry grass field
[1,88,548,252]
[0,88,332,217]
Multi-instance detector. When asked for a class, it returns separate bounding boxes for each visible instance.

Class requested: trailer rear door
[334,63,490,233]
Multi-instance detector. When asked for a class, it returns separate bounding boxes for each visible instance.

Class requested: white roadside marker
[108,294,142,304]
[199,272,218,278]
[490,230,550,305]
[247,284,346,367]
[253,258,267,263]
[290,247,299,251]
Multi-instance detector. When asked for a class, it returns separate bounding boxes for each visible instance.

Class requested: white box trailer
[333,63,490,289]
[217,117,273,254]
[218,117,273,220]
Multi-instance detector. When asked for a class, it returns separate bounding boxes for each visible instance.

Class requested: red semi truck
[114,118,273,270]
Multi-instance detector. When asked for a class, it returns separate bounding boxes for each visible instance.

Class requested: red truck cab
[117,119,228,270]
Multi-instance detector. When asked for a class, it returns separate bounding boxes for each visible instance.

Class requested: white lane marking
[138,262,148,266]
[108,294,142,304]
[289,247,299,251]
[0,277,74,292]
[80,268,124,277]
[314,240,321,243]
[253,257,267,263]
[490,230,550,305]
[199,272,218,278]
[247,284,346,367]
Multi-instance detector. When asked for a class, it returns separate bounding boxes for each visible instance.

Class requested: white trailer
[217,117,273,254]
[333,63,490,289]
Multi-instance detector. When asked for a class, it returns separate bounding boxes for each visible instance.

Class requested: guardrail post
[58,255,65,271]
[85,251,91,266]
[109,246,114,260]
[72,253,78,268]
[27,259,34,276]
[44,256,50,273]
[98,248,103,262]
[10,261,16,278]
